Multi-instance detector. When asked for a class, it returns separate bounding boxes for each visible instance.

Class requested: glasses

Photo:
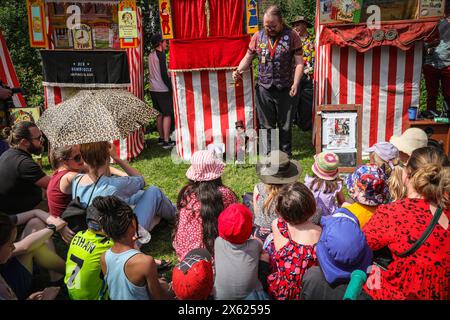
[264,24,278,31]
[29,135,44,142]
[66,154,83,163]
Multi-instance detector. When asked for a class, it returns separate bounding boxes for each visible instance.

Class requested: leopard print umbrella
[37,89,158,148]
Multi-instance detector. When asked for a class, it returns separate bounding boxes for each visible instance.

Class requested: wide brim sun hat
[389,128,428,156]
[186,150,225,182]
[346,164,389,206]
[256,150,302,184]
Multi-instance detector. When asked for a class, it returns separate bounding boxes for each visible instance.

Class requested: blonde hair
[263,184,283,213]
[370,152,404,201]
[388,165,406,202]
[407,147,450,208]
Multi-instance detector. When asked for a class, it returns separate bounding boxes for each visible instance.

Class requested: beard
[27,143,43,155]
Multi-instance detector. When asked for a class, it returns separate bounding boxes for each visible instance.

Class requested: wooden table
[406,119,450,155]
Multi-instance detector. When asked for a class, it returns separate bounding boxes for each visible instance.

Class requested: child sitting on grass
[304,152,345,217]
[173,150,237,261]
[266,182,321,300]
[97,196,170,300]
[343,164,389,228]
[213,204,267,300]
[64,205,113,300]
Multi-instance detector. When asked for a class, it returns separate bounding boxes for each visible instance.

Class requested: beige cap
[389,128,428,156]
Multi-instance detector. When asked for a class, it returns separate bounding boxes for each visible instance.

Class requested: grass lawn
[41,127,316,280]
[128,126,316,269]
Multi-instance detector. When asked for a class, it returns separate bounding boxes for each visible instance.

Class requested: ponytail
[388,165,407,202]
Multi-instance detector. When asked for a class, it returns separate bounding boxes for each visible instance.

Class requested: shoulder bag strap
[73,174,83,197]
[396,207,443,258]
[86,174,104,207]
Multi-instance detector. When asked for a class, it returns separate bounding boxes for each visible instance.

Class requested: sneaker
[162,140,176,149]
[157,138,164,145]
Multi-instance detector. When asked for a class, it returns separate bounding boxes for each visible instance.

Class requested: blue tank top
[104,249,150,300]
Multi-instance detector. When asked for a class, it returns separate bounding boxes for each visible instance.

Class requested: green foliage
[0,0,44,107]
[261,0,316,27]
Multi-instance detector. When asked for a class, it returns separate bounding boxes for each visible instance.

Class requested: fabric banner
[314,42,423,152]
[172,69,256,161]
[169,36,250,71]
[246,0,259,35]
[319,21,439,52]
[27,0,47,48]
[159,0,174,39]
[41,50,130,87]
[0,31,26,108]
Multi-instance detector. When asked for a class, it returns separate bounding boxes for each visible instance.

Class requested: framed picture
[315,104,363,172]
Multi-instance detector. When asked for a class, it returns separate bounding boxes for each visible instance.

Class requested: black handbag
[373,207,443,270]
[61,174,103,233]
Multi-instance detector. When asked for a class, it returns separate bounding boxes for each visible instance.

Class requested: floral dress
[267,218,318,300]
[363,198,450,300]
[173,186,237,261]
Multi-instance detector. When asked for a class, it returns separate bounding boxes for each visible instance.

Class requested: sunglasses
[66,154,83,163]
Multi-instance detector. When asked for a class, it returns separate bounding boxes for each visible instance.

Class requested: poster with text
[322,113,357,152]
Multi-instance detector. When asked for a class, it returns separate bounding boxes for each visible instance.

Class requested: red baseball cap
[172,248,214,300]
[218,204,253,244]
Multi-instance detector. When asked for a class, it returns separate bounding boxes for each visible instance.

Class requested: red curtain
[169,35,250,71]
[172,0,207,39]
[208,0,244,37]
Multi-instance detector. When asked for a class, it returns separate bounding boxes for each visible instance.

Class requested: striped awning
[0,30,26,108]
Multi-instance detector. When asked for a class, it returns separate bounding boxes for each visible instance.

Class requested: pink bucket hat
[186,150,225,182]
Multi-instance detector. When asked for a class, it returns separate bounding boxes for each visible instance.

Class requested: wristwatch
[46,224,57,234]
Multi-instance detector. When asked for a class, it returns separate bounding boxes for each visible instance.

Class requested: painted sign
[246,0,259,34]
[159,0,174,39]
[27,0,47,48]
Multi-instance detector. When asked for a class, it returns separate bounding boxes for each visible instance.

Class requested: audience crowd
[0,120,449,301]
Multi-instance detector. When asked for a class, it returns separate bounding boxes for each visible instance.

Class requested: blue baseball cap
[316,209,373,285]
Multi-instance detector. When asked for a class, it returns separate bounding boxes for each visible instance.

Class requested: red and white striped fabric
[0,31,26,108]
[43,9,145,161]
[314,13,423,153]
[172,69,256,161]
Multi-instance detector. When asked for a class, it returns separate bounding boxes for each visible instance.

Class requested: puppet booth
[26,0,145,160]
[0,30,28,129]
[163,0,257,160]
[314,0,446,157]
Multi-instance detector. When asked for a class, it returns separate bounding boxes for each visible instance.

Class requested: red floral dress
[173,186,237,261]
[363,198,450,300]
[267,218,318,300]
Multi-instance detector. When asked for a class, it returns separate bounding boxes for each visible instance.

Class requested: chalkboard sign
[315,104,362,173]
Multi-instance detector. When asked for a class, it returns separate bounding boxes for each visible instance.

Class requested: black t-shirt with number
[0,148,46,214]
